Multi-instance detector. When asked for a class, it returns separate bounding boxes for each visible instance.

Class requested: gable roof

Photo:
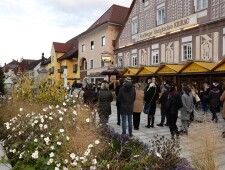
[79,4,129,37]
[53,42,71,53]
[28,59,42,70]
[57,36,79,61]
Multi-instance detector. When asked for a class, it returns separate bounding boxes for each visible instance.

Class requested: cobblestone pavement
[109,101,225,170]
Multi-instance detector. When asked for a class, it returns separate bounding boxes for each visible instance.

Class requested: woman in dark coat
[166,85,183,139]
[98,82,113,125]
[144,82,159,128]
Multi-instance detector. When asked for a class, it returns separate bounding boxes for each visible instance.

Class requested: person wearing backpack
[166,84,183,139]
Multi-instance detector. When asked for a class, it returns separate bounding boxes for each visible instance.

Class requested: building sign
[132,14,197,42]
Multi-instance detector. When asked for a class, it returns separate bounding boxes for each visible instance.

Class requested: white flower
[71,161,77,166]
[40,134,44,138]
[56,105,59,108]
[86,118,90,123]
[43,108,47,112]
[44,137,50,145]
[47,158,53,165]
[73,100,75,103]
[59,117,63,121]
[70,153,76,160]
[49,105,53,109]
[154,152,162,159]
[34,138,38,142]
[55,167,59,170]
[31,123,35,127]
[39,124,43,129]
[63,167,68,170]
[57,142,62,146]
[19,108,23,112]
[90,166,97,170]
[107,164,110,169]
[50,146,55,150]
[64,159,68,164]
[41,117,44,123]
[34,120,38,124]
[59,129,64,133]
[66,136,70,141]
[88,144,93,148]
[133,155,139,158]
[73,111,77,115]
[19,152,24,159]
[49,152,54,158]
[5,122,10,130]
[31,150,39,159]
[56,163,61,167]
[44,124,48,129]
[95,140,100,145]
[49,117,53,120]
[63,108,67,112]
[63,102,66,106]
[92,159,97,165]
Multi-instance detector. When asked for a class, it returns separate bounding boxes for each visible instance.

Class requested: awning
[180,61,217,73]
[101,68,124,76]
[212,58,225,72]
[156,64,183,74]
[122,68,139,76]
[136,66,158,76]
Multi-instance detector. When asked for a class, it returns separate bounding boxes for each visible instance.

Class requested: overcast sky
[0,0,132,66]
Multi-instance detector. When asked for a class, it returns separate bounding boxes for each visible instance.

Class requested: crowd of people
[70,78,225,139]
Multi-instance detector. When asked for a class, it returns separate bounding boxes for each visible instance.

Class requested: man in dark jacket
[115,78,124,125]
[208,86,221,123]
[166,85,183,139]
[157,84,170,127]
[118,77,136,137]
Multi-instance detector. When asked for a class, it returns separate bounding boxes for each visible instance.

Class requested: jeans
[202,101,208,112]
[210,106,218,121]
[160,109,167,124]
[121,114,133,135]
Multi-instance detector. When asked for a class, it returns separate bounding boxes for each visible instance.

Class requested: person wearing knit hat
[117,76,136,137]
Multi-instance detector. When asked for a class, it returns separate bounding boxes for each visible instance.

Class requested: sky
[0,0,132,66]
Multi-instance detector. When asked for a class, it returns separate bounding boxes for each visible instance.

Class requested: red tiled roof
[57,36,79,61]
[53,42,71,53]
[79,4,129,37]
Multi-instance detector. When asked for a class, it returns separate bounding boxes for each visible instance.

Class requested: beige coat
[133,89,144,113]
[220,91,225,119]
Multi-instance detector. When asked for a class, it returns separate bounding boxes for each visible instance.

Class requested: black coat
[166,91,182,115]
[159,91,169,110]
[144,86,159,115]
[208,89,221,108]
[118,82,136,115]
[98,89,113,116]
[83,90,98,105]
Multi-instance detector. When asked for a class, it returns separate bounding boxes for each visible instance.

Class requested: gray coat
[118,82,136,115]
[98,90,113,116]
[180,93,194,120]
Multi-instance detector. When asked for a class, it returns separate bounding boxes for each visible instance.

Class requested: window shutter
[73,64,78,73]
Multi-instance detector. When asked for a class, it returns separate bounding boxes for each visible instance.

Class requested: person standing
[83,83,98,106]
[97,82,113,125]
[200,82,210,114]
[157,84,170,127]
[166,85,183,139]
[115,78,124,125]
[133,83,144,130]
[118,77,136,137]
[208,85,221,123]
[220,90,225,138]
[144,82,159,128]
[180,86,194,135]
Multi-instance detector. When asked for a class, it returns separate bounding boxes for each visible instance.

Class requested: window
[196,0,208,11]
[101,60,104,67]
[82,44,85,52]
[101,36,106,46]
[118,57,123,67]
[90,60,93,69]
[132,19,138,34]
[91,41,94,50]
[152,50,159,65]
[83,60,87,70]
[132,54,137,67]
[182,43,192,60]
[157,7,165,25]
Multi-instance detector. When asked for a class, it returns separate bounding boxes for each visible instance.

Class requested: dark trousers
[168,114,179,136]
[210,106,219,121]
[133,112,141,129]
[116,105,121,124]
[160,109,167,124]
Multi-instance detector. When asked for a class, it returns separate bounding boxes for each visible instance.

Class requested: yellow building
[46,36,80,86]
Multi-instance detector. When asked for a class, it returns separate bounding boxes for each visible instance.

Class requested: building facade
[78,4,129,83]
[116,0,225,84]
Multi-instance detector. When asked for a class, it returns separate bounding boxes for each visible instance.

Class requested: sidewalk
[0,143,11,170]
[109,101,225,170]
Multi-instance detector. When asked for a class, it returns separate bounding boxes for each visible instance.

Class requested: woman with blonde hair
[133,83,144,130]
[98,81,113,125]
